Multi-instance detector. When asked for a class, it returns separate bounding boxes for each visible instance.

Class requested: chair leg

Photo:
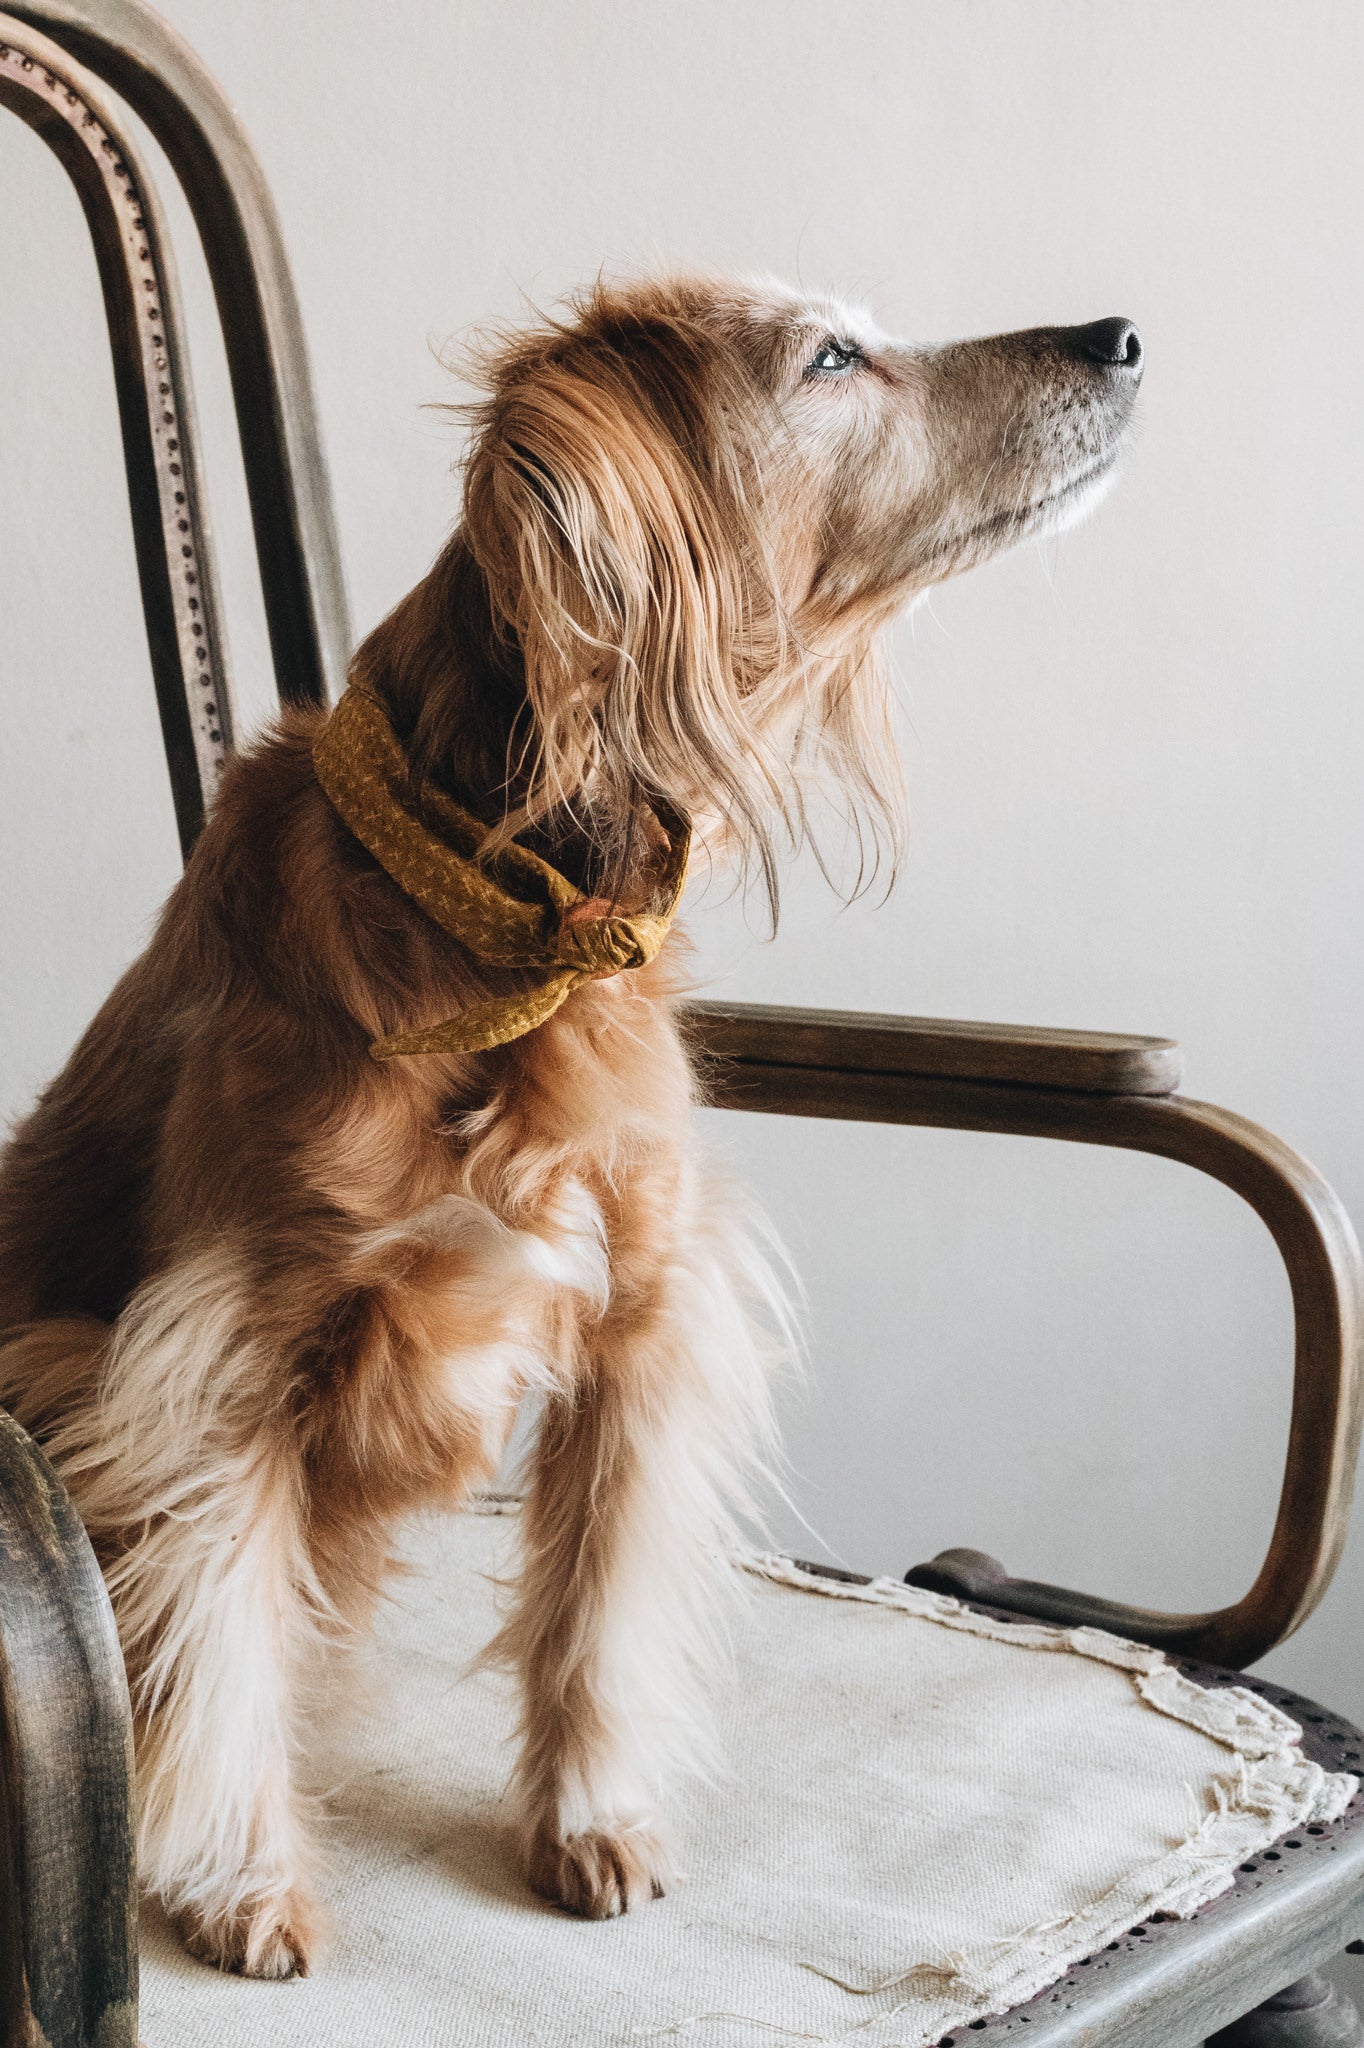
[0,1407,138,2048]
[1207,1974,1364,2048]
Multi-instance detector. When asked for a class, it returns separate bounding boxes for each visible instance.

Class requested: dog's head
[396,276,1141,912]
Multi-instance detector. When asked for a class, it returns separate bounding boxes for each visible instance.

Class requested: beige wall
[3,2,1364,1723]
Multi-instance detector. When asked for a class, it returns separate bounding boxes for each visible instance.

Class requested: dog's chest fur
[0,725,699,1526]
[268,943,698,1515]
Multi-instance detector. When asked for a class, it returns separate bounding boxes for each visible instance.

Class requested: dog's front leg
[500,1218,777,1919]
[42,1254,324,1977]
[122,1446,323,1978]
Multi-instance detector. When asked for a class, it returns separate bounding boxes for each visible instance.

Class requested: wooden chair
[2,5,1363,2044]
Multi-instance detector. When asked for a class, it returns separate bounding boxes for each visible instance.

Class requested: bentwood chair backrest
[0,0,350,854]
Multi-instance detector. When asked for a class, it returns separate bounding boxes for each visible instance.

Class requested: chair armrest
[684,998,1183,1096]
[683,999,1364,1669]
[0,1406,137,2048]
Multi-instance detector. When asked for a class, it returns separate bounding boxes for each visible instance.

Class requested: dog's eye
[807,340,860,376]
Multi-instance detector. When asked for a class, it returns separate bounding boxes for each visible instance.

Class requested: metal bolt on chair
[3,6,1364,2046]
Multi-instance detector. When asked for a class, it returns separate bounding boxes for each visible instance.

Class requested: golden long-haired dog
[0,276,1141,1977]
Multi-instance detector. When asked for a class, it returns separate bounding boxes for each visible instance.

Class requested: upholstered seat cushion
[139,1504,1354,2048]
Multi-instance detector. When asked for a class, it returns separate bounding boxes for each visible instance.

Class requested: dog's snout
[1066,316,1144,377]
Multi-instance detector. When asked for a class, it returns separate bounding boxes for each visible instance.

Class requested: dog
[0,276,1141,1978]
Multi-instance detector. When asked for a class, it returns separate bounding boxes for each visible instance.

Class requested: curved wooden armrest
[684,999,1364,1669]
[684,998,1184,1096]
[0,1407,137,2048]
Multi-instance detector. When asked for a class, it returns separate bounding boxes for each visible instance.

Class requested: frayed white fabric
[140,1506,1355,2048]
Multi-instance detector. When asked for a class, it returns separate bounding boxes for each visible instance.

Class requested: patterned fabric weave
[312,688,689,1058]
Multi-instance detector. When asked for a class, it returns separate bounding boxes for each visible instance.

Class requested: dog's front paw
[174,1885,320,1978]
[526,1817,673,1919]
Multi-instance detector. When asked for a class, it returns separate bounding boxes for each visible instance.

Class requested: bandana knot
[313,687,689,1060]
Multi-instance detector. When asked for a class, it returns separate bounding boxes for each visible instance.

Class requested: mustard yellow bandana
[312,688,689,1060]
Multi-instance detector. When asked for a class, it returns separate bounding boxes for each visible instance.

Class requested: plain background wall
[3,0,1364,1758]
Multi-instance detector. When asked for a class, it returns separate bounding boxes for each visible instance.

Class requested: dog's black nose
[1067,317,1144,375]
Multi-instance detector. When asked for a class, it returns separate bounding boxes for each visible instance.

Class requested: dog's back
[0,720,333,1344]
[0,965,174,1332]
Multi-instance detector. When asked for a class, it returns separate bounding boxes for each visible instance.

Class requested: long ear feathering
[456,286,789,907]
[791,623,904,906]
[431,279,905,922]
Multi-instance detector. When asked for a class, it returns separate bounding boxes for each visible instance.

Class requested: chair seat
[139,1504,1360,2048]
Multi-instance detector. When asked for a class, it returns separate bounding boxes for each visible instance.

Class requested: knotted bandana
[312,688,689,1060]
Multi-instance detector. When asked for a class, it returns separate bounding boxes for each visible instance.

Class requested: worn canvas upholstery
[140,1504,1354,2048]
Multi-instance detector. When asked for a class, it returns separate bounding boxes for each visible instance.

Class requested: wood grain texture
[0,11,233,857]
[0,1408,137,2048]
[685,998,1184,1095]
[5,0,352,715]
[690,1011,1364,1669]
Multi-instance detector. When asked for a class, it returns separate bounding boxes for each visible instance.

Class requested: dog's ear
[462,303,791,889]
